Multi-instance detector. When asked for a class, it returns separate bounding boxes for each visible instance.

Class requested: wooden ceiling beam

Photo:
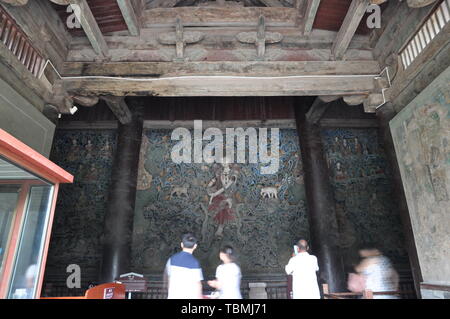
[61,60,380,97]
[116,0,140,36]
[142,7,298,27]
[331,0,369,60]
[259,0,285,7]
[305,97,331,124]
[0,0,28,5]
[67,0,109,57]
[62,60,381,77]
[302,0,321,35]
[101,96,133,124]
[147,0,183,8]
[63,75,377,97]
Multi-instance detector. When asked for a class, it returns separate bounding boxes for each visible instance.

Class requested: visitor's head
[181,233,198,253]
[297,239,309,252]
[358,244,381,258]
[219,245,236,264]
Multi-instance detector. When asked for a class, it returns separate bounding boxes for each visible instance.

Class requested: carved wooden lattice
[0,5,44,77]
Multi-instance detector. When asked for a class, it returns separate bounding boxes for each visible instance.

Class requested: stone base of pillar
[248,283,268,299]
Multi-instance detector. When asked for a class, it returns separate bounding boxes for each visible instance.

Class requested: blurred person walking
[349,246,399,299]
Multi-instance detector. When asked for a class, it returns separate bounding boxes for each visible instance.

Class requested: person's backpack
[347,273,366,293]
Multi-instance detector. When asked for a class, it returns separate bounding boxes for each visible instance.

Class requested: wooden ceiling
[52,0,374,36]
[314,0,372,34]
[52,0,128,36]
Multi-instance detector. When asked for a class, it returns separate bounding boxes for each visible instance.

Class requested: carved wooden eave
[385,21,450,111]
[371,0,449,114]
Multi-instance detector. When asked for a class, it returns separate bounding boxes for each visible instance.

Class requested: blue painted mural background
[132,129,309,276]
[45,130,116,283]
[322,128,408,269]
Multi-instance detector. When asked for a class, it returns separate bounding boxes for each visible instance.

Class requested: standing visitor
[207,246,243,299]
[165,233,204,299]
[285,239,321,299]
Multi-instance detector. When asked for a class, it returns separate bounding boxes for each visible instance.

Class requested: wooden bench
[41,282,126,299]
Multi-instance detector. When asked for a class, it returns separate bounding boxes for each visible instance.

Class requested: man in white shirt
[165,233,204,299]
[285,239,321,299]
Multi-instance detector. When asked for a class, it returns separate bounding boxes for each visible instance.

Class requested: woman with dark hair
[207,246,242,299]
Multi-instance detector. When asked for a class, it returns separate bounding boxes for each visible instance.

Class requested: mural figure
[137,135,153,191]
[85,139,94,160]
[85,165,99,183]
[260,186,279,199]
[354,137,363,155]
[402,104,449,202]
[207,159,239,237]
[100,140,112,159]
[170,184,189,198]
[67,138,80,162]
[335,162,346,181]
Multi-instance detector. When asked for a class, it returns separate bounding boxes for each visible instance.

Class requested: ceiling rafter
[331,0,369,60]
[116,0,140,36]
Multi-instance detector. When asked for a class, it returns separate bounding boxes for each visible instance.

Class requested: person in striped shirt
[165,233,204,299]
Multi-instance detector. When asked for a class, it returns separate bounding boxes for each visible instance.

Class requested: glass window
[0,185,20,281]
[7,185,53,299]
[0,155,55,299]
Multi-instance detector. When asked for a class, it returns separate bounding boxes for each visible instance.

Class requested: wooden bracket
[157,18,204,62]
[236,15,283,60]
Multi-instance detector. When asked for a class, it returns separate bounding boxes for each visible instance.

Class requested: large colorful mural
[45,130,116,284]
[132,129,309,276]
[322,128,409,270]
[390,67,450,285]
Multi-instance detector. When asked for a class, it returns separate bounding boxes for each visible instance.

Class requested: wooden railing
[0,5,45,77]
[420,283,450,292]
[322,284,414,299]
[42,272,416,299]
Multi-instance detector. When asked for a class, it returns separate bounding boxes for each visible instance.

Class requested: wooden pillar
[293,99,346,293]
[100,101,143,283]
[376,102,423,298]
